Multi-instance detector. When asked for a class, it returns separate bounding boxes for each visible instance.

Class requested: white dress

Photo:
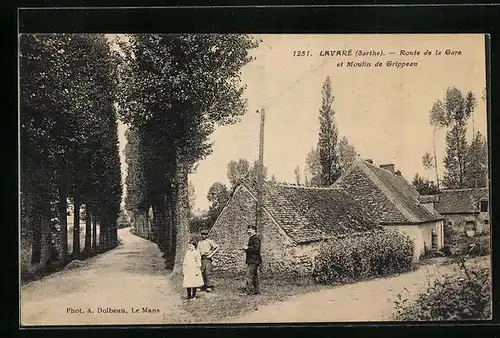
[182,249,204,288]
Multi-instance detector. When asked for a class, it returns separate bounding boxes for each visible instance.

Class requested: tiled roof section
[242,180,381,244]
[436,188,489,214]
[334,160,443,224]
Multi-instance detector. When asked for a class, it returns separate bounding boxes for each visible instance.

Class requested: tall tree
[429,87,476,189]
[338,136,357,174]
[304,147,322,187]
[317,77,341,186]
[464,131,488,188]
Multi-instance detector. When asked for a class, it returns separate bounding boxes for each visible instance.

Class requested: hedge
[312,229,415,285]
[393,265,491,320]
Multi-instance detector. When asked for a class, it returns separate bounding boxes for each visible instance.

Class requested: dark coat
[244,234,262,264]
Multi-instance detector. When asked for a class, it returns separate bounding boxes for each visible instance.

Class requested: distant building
[434,188,489,236]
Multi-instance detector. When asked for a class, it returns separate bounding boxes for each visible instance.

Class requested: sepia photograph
[19,32,491,326]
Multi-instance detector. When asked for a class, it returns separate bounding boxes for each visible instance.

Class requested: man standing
[197,229,219,292]
[242,225,261,295]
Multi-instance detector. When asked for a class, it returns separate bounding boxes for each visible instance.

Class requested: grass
[168,273,327,323]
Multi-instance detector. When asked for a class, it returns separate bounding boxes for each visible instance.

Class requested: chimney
[365,159,373,164]
[380,164,395,174]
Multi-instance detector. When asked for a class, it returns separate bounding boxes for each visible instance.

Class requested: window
[480,200,488,212]
[465,221,476,231]
[484,219,489,225]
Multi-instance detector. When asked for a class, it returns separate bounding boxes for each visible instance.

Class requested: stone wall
[208,185,316,279]
[444,213,488,235]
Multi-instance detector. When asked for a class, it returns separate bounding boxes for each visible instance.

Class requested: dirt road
[20,228,188,326]
[21,228,490,325]
[222,256,490,323]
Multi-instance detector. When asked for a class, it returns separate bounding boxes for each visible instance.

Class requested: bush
[450,232,490,257]
[393,264,491,321]
[312,229,415,285]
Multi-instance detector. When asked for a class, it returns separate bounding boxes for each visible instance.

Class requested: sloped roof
[436,188,489,214]
[333,160,443,225]
[241,179,381,244]
[419,195,439,203]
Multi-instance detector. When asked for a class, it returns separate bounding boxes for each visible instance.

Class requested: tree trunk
[58,185,69,262]
[31,208,42,265]
[99,214,108,249]
[92,208,97,251]
[84,203,92,253]
[172,163,190,274]
[72,198,81,258]
[111,217,118,247]
[165,192,174,254]
[433,128,440,190]
[152,196,166,250]
[40,212,53,266]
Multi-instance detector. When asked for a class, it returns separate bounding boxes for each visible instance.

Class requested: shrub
[450,232,490,257]
[312,229,414,285]
[393,264,491,321]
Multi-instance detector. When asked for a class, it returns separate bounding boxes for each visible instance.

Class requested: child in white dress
[182,239,204,300]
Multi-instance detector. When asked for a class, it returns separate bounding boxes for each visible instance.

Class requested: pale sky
[115,34,488,213]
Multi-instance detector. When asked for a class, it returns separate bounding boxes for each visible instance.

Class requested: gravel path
[20,228,188,326]
[222,257,490,323]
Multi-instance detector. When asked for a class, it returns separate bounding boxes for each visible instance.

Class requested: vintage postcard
[19,33,491,326]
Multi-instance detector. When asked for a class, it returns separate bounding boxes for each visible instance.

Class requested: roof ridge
[275,183,341,190]
[441,187,488,192]
[358,160,419,222]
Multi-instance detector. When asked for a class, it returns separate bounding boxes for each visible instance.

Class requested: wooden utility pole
[256,108,266,235]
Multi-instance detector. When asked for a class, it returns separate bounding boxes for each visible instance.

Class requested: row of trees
[120,34,259,271]
[20,34,122,269]
[412,87,488,195]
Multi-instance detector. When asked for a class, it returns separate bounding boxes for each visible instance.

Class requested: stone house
[434,188,489,236]
[208,159,446,277]
[332,159,445,260]
[208,180,380,278]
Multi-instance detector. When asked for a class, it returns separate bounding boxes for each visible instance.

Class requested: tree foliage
[317,77,341,186]
[227,159,251,187]
[205,182,231,229]
[412,173,440,196]
[305,147,322,187]
[430,87,477,189]
[294,166,301,185]
[116,34,258,270]
[464,131,488,188]
[422,152,434,171]
[339,136,357,174]
[20,33,122,270]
